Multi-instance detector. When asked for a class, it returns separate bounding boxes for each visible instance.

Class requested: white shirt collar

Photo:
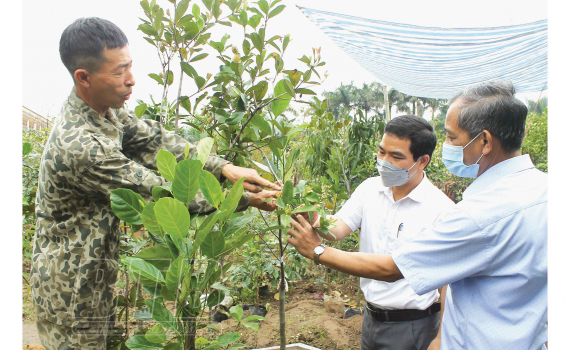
[380,171,430,203]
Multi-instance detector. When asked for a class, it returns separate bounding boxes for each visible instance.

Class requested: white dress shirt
[393,155,547,349]
[336,172,455,310]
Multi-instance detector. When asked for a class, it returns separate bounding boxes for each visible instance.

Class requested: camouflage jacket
[30,90,249,328]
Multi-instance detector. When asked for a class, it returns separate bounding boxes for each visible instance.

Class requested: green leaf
[23,142,33,156]
[172,159,202,204]
[135,103,148,118]
[248,14,262,29]
[196,137,214,168]
[142,202,163,236]
[139,24,158,37]
[196,338,210,346]
[165,70,174,85]
[206,289,226,307]
[258,0,269,14]
[145,324,167,344]
[243,322,259,331]
[152,186,172,202]
[181,62,197,78]
[190,53,209,62]
[280,214,292,228]
[165,255,188,291]
[249,113,272,134]
[180,96,191,113]
[281,179,293,206]
[192,3,201,19]
[253,81,269,101]
[149,73,164,85]
[283,34,290,52]
[110,189,145,225]
[134,244,172,272]
[125,335,163,349]
[244,315,265,321]
[155,197,190,241]
[194,76,206,89]
[175,0,190,23]
[291,204,318,214]
[201,230,225,258]
[164,343,181,350]
[295,88,316,95]
[190,211,225,257]
[123,257,165,284]
[229,305,244,321]
[212,0,221,19]
[283,79,295,97]
[271,79,292,117]
[156,150,177,182]
[268,4,285,18]
[224,214,255,237]
[145,299,179,333]
[199,170,223,208]
[216,332,241,347]
[219,177,245,220]
[249,33,263,52]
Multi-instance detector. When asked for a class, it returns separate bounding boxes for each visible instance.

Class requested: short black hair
[449,81,528,153]
[384,115,437,165]
[59,17,128,81]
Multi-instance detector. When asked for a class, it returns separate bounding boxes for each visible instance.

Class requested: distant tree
[526,97,548,115]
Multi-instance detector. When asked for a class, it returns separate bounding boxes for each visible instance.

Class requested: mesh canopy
[299,6,547,98]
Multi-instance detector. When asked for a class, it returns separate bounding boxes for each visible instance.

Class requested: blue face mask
[442,132,484,178]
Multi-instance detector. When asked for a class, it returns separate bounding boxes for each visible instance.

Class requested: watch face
[314,245,325,255]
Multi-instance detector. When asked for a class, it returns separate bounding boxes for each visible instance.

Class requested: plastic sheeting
[298,6,547,99]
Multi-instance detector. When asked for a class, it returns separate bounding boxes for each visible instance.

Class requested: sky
[23,0,548,118]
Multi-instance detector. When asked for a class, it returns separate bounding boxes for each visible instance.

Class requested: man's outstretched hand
[222,164,282,193]
[287,215,323,259]
[249,190,280,212]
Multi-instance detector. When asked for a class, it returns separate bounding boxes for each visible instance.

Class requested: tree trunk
[184,318,197,350]
[278,217,286,350]
[383,86,391,122]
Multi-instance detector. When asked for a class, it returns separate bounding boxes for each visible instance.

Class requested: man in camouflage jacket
[30,17,280,349]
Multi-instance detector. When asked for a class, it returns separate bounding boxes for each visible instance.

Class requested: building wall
[23,107,52,131]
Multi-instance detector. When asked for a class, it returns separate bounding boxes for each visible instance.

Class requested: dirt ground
[197,277,365,350]
[23,258,364,350]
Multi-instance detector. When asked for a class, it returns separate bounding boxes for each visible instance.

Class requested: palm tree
[354,82,385,118]
[323,82,358,118]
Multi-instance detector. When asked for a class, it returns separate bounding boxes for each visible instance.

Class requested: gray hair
[449,81,528,153]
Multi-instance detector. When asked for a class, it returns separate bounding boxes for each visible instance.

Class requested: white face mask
[376,158,420,187]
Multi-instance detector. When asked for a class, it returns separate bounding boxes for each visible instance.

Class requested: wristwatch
[313,244,326,265]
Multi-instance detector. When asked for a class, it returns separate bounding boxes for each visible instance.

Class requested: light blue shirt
[393,154,547,350]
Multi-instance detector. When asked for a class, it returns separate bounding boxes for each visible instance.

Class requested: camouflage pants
[35,316,109,350]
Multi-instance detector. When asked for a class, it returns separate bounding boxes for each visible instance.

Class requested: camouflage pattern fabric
[36,315,108,350]
[30,90,250,333]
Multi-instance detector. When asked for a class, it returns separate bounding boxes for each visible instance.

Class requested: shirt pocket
[394,222,423,250]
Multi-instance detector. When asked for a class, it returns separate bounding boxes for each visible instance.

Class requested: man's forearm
[318,247,403,282]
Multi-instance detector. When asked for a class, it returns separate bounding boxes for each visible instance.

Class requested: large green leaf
[125,335,163,350]
[155,198,190,241]
[271,79,292,117]
[165,255,188,291]
[156,150,177,182]
[199,170,223,208]
[190,211,225,257]
[145,324,167,344]
[123,257,165,284]
[134,245,172,272]
[229,305,244,321]
[219,233,255,257]
[142,202,163,236]
[145,299,179,334]
[224,214,255,237]
[281,180,294,206]
[196,137,214,168]
[152,186,171,202]
[200,230,225,259]
[110,189,145,225]
[206,289,226,307]
[23,142,33,156]
[172,159,202,204]
[219,177,245,220]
